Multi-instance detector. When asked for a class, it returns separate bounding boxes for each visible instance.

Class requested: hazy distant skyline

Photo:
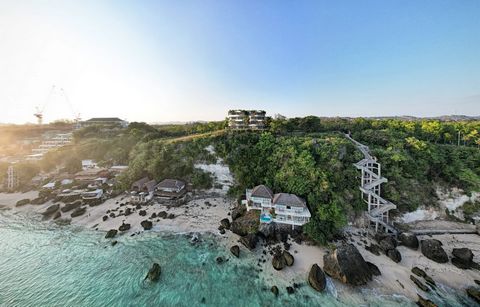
[0,0,479,124]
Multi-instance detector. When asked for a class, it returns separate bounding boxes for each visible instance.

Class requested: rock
[220,218,231,230]
[102,215,108,221]
[70,207,86,218]
[42,204,60,216]
[231,204,246,220]
[366,262,381,276]
[139,210,147,216]
[239,233,258,250]
[365,244,382,256]
[410,275,429,292]
[417,295,438,307]
[119,222,131,232]
[378,236,397,252]
[53,211,61,220]
[141,220,153,230]
[125,208,132,216]
[230,245,240,258]
[387,248,402,263]
[219,228,226,235]
[158,211,167,218]
[109,212,116,218]
[475,280,480,286]
[111,240,118,246]
[421,239,448,263]
[61,200,82,212]
[145,263,161,282]
[398,232,419,250]
[286,286,294,294]
[451,248,474,269]
[467,287,480,303]
[231,210,260,236]
[15,199,31,207]
[136,204,142,209]
[105,229,118,239]
[283,251,294,266]
[167,213,175,219]
[216,256,224,264]
[272,252,286,271]
[258,222,276,240]
[271,285,279,296]
[323,244,372,286]
[308,264,326,292]
[150,212,157,219]
[412,267,426,278]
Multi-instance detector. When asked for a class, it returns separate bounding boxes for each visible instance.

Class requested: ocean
[0,209,472,307]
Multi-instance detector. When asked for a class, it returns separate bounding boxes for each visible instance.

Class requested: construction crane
[60,88,81,128]
[34,85,56,125]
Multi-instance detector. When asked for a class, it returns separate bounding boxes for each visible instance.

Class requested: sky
[0,0,479,124]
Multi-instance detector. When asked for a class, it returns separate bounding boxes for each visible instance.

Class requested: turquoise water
[0,209,471,306]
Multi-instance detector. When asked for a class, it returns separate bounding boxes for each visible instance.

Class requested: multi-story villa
[243,184,311,228]
[227,110,266,130]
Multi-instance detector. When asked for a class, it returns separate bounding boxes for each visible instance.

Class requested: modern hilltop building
[82,117,128,128]
[227,110,266,130]
[243,184,311,228]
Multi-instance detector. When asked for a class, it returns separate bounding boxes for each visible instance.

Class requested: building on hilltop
[227,110,266,130]
[243,184,311,228]
[82,117,128,128]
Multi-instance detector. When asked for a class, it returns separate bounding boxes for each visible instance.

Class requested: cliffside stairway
[345,134,397,235]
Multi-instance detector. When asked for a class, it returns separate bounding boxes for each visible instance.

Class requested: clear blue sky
[0,0,479,123]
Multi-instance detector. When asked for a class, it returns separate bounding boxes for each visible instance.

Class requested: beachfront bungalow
[243,184,311,227]
[154,179,186,199]
[130,177,157,203]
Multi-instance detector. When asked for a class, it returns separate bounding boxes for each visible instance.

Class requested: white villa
[243,184,311,227]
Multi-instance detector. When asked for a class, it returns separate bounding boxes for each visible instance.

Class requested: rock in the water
[145,263,161,282]
[283,251,294,266]
[271,285,279,296]
[365,244,382,256]
[366,262,381,276]
[230,245,240,258]
[451,248,474,269]
[220,218,231,230]
[70,207,86,218]
[421,239,448,263]
[387,248,402,263]
[105,229,118,239]
[286,286,294,294]
[417,294,438,307]
[308,264,326,292]
[272,252,286,271]
[323,244,372,286]
[398,232,419,250]
[139,210,147,216]
[141,220,153,230]
[467,287,480,304]
[216,256,224,264]
[219,228,226,235]
[410,275,429,292]
[111,240,118,246]
[412,267,426,278]
[119,222,131,232]
[53,211,61,220]
[239,233,258,250]
[42,204,60,216]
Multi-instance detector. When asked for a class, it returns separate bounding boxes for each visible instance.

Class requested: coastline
[1,191,478,305]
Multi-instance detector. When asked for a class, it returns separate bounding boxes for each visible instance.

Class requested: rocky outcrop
[366,262,381,276]
[467,287,480,304]
[308,264,326,292]
[119,222,131,232]
[410,275,429,292]
[230,245,240,258]
[124,208,132,216]
[139,210,147,216]
[158,211,167,218]
[42,204,59,216]
[421,239,448,263]
[15,199,30,207]
[378,236,397,253]
[239,234,258,250]
[283,251,294,266]
[141,220,153,230]
[365,244,381,256]
[272,252,286,271]
[412,267,426,278]
[271,285,279,296]
[105,229,118,239]
[53,211,61,220]
[61,201,82,212]
[145,263,161,282]
[231,204,246,220]
[451,248,474,269]
[398,232,419,250]
[102,215,108,221]
[231,210,260,236]
[220,218,231,230]
[387,249,402,263]
[323,244,372,286]
[417,295,438,307]
[70,207,86,218]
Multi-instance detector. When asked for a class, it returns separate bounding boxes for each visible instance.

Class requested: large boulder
[451,248,474,269]
[421,239,448,263]
[231,204,246,220]
[119,222,131,232]
[61,200,82,212]
[417,295,438,307]
[365,244,382,256]
[220,218,231,230]
[145,263,161,282]
[231,210,260,236]
[15,199,30,207]
[230,245,240,258]
[398,232,419,250]
[239,234,258,250]
[139,210,147,216]
[467,287,480,304]
[308,264,326,292]
[271,285,279,296]
[158,211,167,218]
[387,248,402,263]
[70,207,86,218]
[366,262,381,276]
[378,236,397,253]
[323,244,372,286]
[272,252,286,271]
[258,222,276,240]
[105,229,118,238]
[53,211,61,220]
[410,275,429,292]
[141,220,153,230]
[283,251,294,266]
[42,204,60,216]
